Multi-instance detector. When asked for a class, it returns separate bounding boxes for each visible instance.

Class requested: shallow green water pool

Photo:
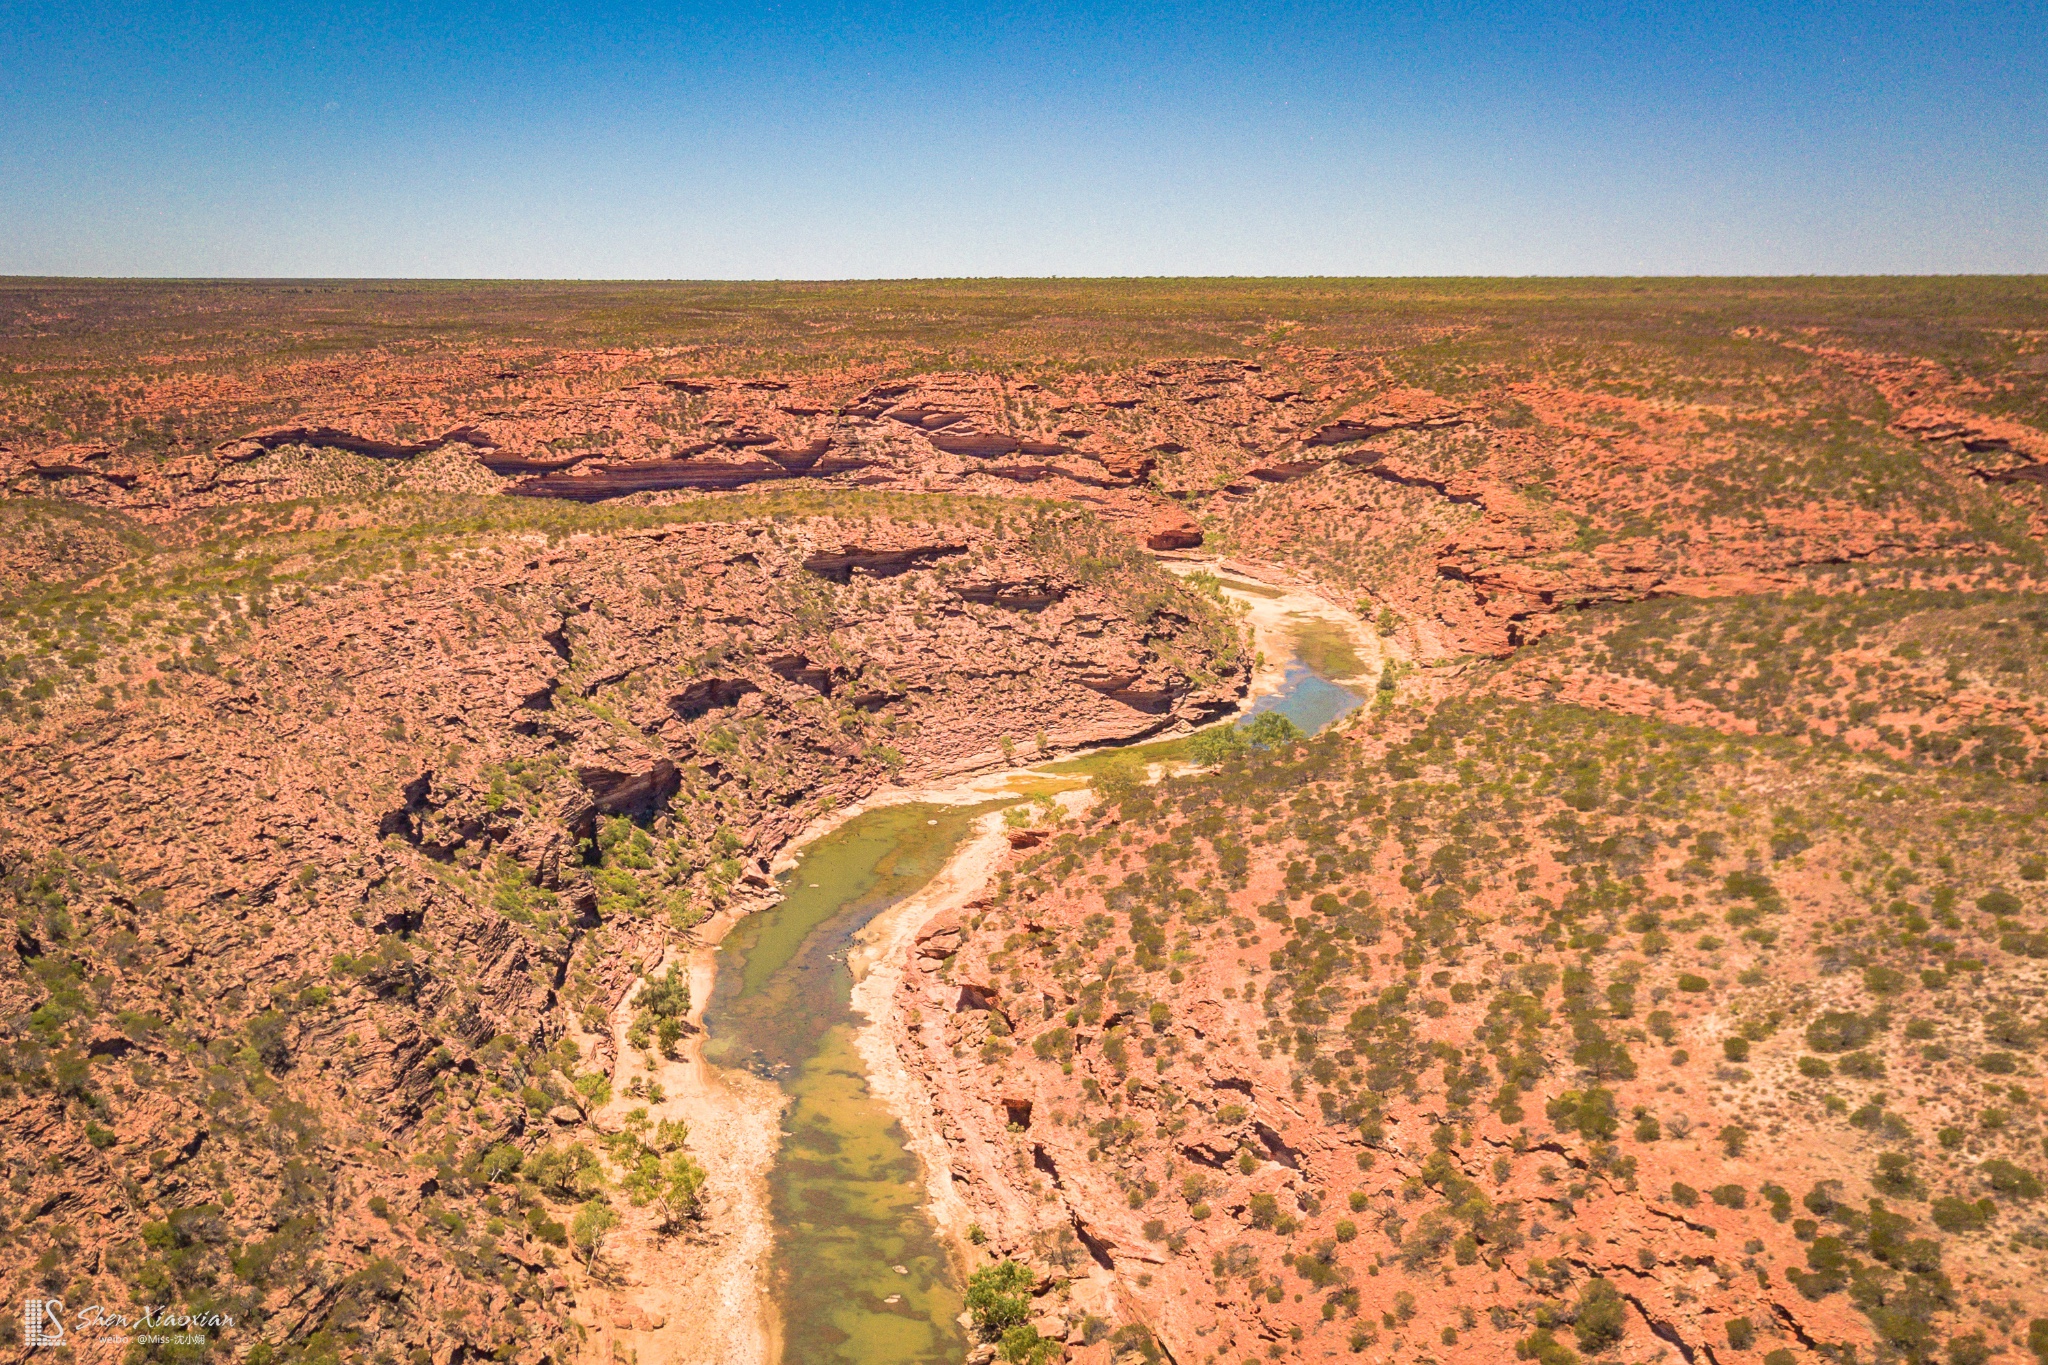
[702,799,1005,1365]
[697,610,1362,1363]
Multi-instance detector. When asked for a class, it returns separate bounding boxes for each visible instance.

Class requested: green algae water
[702,799,1005,1365]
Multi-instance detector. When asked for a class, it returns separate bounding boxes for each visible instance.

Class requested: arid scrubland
[1,278,2046,1365]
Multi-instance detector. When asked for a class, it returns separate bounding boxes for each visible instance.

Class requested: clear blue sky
[2,0,2042,277]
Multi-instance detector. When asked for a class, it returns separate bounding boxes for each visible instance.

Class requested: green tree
[529,1142,605,1199]
[966,1260,1035,1338]
[657,1149,708,1227]
[631,964,693,1058]
[571,1197,618,1266]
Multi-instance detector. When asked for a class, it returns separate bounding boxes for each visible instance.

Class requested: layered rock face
[8,278,2048,662]
[11,322,2047,666]
[0,501,1240,1363]
[3,361,1243,551]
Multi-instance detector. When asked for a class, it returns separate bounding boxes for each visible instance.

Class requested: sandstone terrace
[0,490,1241,731]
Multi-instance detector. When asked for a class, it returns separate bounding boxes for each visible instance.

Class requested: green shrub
[570,1198,617,1263]
[1546,1087,1618,1141]
[966,1261,1035,1338]
[997,1325,1061,1365]
[631,964,692,1058]
[1571,1279,1626,1351]
[1983,1159,2045,1199]
[1948,1332,1993,1365]
[1873,1153,1922,1198]
[1726,1317,1756,1350]
[1805,1011,1878,1054]
[1030,1027,1073,1061]
[1930,1196,1994,1232]
[1515,1328,1580,1365]
[1978,889,2022,916]
[1293,1247,1340,1288]
[529,1142,605,1199]
[1797,1056,1833,1078]
[1677,974,1709,993]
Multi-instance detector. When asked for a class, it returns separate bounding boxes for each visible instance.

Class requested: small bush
[1572,1279,1626,1352]
[1515,1328,1580,1365]
[1930,1196,1994,1232]
[1806,1011,1878,1054]
[997,1325,1061,1365]
[1983,1159,2045,1199]
[1977,888,2022,916]
[1948,1331,1993,1365]
[1873,1153,1922,1198]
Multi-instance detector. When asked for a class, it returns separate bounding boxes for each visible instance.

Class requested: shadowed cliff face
[0,496,1241,1364]
[8,288,2047,660]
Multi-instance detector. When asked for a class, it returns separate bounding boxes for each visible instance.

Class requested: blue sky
[2,0,2042,276]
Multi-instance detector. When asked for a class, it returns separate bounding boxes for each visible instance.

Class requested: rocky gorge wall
[0,495,1241,1365]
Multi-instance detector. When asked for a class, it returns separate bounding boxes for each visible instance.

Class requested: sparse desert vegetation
[2,278,2046,1365]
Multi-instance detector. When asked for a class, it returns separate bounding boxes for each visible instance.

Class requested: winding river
[697,575,1375,1365]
